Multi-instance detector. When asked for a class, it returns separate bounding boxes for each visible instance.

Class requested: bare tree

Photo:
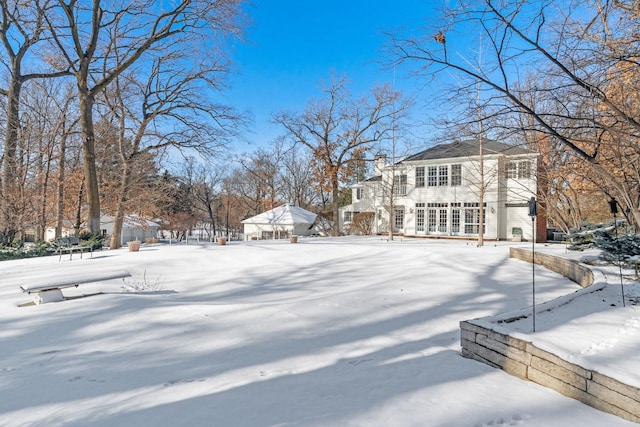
[101,44,241,248]
[179,157,226,240]
[389,0,640,225]
[18,78,79,241]
[274,74,412,236]
[45,0,245,233]
[280,143,319,210]
[0,0,69,244]
[233,147,283,216]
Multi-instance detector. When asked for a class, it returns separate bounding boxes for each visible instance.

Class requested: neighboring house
[340,140,546,242]
[44,215,160,244]
[43,219,77,242]
[242,204,317,240]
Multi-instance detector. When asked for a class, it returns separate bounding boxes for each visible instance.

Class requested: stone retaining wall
[509,247,594,288]
[460,248,640,423]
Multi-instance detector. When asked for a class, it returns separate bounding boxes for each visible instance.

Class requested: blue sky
[227,1,440,150]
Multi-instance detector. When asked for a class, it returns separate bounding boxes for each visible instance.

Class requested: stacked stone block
[459,248,640,423]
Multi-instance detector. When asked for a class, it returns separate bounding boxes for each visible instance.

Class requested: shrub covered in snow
[568,219,640,266]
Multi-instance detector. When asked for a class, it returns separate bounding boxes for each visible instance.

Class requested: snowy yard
[0,237,638,426]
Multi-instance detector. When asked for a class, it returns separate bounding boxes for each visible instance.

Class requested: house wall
[121,226,158,244]
[392,157,503,239]
[339,151,540,241]
[292,223,313,236]
[340,181,382,234]
[243,223,297,240]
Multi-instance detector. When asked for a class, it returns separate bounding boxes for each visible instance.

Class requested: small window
[427,209,436,232]
[416,211,425,232]
[451,164,462,186]
[438,166,448,186]
[507,160,531,179]
[356,188,364,200]
[518,161,531,179]
[416,166,425,188]
[394,175,407,196]
[451,207,460,233]
[394,208,404,231]
[428,166,437,186]
[416,204,425,232]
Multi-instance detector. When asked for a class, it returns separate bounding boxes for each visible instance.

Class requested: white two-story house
[340,139,546,241]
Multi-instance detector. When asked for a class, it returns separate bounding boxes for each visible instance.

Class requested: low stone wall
[509,247,594,288]
[460,248,640,423]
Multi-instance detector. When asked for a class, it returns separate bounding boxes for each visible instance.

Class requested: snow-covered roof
[241,204,317,225]
[101,215,160,229]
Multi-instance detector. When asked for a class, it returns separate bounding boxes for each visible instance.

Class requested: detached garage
[101,215,160,245]
[242,204,317,241]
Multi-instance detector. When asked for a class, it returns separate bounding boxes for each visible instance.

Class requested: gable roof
[241,204,317,225]
[402,139,533,162]
[100,215,160,229]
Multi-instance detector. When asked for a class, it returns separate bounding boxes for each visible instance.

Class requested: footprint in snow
[163,378,205,387]
[579,316,639,356]
[474,414,525,426]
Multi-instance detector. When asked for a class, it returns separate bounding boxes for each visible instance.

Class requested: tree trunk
[38,151,52,242]
[1,76,22,245]
[110,160,134,249]
[55,130,67,239]
[388,184,395,241]
[477,135,484,247]
[74,182,84,236]
[78,90,101,233]
[332,177,340,237]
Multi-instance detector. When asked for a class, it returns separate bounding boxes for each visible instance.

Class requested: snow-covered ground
[0,236,638,427]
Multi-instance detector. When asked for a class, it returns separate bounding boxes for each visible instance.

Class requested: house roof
[100,215,160,229]
[402,139,534,162]
[241,204,317,225]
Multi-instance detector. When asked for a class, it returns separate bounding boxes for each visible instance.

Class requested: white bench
[19,270,131,304]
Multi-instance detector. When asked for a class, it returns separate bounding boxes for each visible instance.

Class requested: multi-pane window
[518,161,531,179]
[451,164,462,186]
[394,175,407,196]
[356,188,364,200]
[451,203,461,233]
[438,166,448,186]
[464,206,479,234]
[394,208,404,231]
[416,203,425,232]
[427,209,437,232]
[427,203,447,233]
[439,208,448,232]
[416,167,425,188]
[506,160,531,179]
[428,166,438,186]
[344,211,354,222]
[463,202,486,234]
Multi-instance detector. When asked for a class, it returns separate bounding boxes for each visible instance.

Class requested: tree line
[2,0,639,248]
[388,0,640,232]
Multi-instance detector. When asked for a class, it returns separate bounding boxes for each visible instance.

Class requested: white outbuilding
[100,215,160,245]
[242,204,317,240]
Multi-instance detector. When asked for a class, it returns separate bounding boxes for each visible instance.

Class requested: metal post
[528,197,537,332]
[609,198,626,307]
